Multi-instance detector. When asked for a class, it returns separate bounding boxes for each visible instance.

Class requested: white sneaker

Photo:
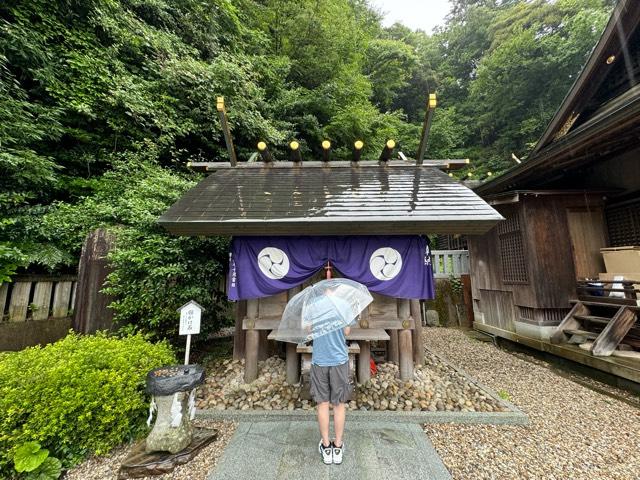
[332,442,344,464]
[319,440,332,464]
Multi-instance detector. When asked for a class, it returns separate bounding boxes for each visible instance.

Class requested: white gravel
[422,328,640,480]
[63,420,236,480]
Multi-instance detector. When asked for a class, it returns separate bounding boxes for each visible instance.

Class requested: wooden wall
[469,192,608,330]
[0,275,77,350]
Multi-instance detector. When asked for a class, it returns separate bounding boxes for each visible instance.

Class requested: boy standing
[309,319,354,465]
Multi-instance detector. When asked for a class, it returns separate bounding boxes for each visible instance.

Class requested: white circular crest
[369,247,403,281]
[257,247,290,279]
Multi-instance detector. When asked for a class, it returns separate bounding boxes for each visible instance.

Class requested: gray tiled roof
[158,164,503,235]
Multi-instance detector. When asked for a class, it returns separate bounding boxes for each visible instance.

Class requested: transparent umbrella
[274,278,373,344]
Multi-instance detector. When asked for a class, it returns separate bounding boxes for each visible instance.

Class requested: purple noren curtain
[228,235,434,300]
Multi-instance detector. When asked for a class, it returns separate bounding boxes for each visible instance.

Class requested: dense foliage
[0,333,175,474]
[0,0,613,338]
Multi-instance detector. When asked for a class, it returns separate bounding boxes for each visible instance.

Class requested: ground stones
[197,352,506,413]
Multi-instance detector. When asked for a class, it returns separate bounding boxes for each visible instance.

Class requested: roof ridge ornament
[416,93,437,165]
[216,96,237,167]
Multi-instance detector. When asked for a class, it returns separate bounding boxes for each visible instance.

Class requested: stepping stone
[208,421,451,480]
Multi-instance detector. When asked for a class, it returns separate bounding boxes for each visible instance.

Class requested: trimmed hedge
[0,333,175,474]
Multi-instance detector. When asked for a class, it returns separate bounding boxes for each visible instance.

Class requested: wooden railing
[431,250,470,278]
[0,275,77,322]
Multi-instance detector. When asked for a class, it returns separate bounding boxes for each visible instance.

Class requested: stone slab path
[208,420,451,480]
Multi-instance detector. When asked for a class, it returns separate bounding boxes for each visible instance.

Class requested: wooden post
[257,142,273,162]
[387,329,399,364]
[379,139,396,162]
[416,93,436,165]
[592,307,637,356]
[286,342,299,384]
[244,298,259,382]
[245,329,260,383]
[322,140,331,162]
[73,228,116,333]
[398,298,414,379]
[410,299,424,365]
[258,330,269,361]
[216,97,238,167]
[352,140,363,162]
[289,141,302,162]
[460,274,474,329]
[233,300,247,360]
[398,329,414,380]
[358,340,371,384]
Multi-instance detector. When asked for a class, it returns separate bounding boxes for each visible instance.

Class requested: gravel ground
[197,354,506,413]
[63,420,236,480]
[422,328,640,480]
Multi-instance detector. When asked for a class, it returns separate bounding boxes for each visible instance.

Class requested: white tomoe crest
[257,247,290,279]
[369,247,403,281]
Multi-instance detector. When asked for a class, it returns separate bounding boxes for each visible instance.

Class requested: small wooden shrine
[159,95,502,384]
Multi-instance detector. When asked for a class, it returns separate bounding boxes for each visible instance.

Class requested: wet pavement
[208,420,451,480]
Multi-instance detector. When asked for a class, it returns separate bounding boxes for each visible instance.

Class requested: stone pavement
[208,420,451,480]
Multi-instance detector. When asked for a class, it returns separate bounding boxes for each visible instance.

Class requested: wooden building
[470,0,640,383]
[159,120,502,383]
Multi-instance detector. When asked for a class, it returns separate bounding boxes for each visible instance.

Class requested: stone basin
[146,364,205,396]
[145,364,205,454]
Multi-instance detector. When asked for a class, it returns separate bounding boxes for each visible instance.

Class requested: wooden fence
[0,275,77,350]
[431,250,470,278]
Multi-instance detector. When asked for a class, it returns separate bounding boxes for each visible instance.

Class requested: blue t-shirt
[308,295,352,366]
[312,329,348,367]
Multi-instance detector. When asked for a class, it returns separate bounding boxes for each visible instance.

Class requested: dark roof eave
[158,217,504,236]
[532,0,639,154]
[475,86,640,195]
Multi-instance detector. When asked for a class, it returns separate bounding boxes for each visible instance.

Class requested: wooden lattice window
[606,198,640,247]
[497,211,528,284]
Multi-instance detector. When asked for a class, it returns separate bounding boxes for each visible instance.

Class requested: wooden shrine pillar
[258,331,269,361]
[358,340,371,383]
[410,299,424,365]
[398,299,414,380]
[233,300,247,360]
[387,330,399,364]
[286,343,299,384]
[286,285,302,384]
[244,298,259,383]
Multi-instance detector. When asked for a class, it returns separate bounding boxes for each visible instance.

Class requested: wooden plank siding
[469,193,608,332]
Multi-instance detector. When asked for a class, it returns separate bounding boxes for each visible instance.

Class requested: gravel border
[63,420,236,480]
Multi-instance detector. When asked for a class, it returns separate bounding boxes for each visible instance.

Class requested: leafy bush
[39,152,232,344]
[0,332,175,475]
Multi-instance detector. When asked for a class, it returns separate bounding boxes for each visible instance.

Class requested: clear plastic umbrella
[274,278,373,344]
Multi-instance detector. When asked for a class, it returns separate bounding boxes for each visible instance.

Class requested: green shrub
[40,155,233,346]
[0,332,175,475]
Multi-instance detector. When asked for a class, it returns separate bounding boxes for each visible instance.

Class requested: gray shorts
[309,361,354,405]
